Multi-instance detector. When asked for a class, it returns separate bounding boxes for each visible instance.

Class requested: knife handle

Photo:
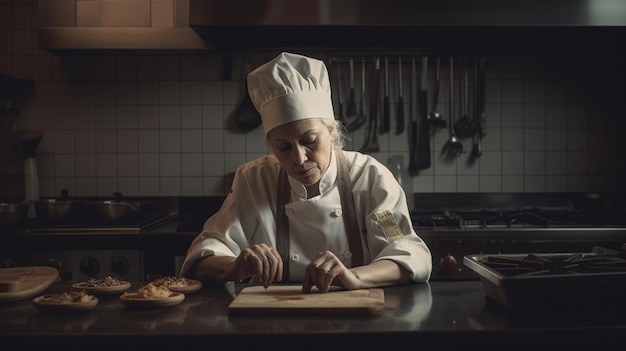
[382,96,390,133]
[396,96,404,134]
[417,90,431,169]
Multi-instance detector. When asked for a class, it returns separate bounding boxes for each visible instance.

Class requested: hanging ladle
[428,57,446,129]
[442,57,463,158]
[454,58,475,138]
[235,57,262,130]
[346,58,368,132]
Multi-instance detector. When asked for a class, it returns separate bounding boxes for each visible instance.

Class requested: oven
[0,199,178,283]
[413,193,626,281]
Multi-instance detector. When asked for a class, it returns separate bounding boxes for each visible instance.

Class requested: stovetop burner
[411,207,626,230]
[1,212,177,235]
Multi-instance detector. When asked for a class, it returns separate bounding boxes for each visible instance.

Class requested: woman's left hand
[302,250,361,293]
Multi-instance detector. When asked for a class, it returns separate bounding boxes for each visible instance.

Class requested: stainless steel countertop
[1,281,624,350]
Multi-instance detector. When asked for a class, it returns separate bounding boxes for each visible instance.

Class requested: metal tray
[463,253,626,312]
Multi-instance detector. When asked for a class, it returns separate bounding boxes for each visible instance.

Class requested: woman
[180,52,432,293]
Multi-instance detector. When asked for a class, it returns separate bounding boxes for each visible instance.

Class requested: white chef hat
[247,52,335,134]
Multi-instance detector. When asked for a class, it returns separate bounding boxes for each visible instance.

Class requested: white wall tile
[181,153,202,176]
[502,151,523,175]
[160,154,181,176]
[95,105,116,129]
[202,153,224,176]
[117,154,138,177]
[159,81,180,104]
[137,81,159,104]
[96,177,118,196]
[53,130,74,153]
[74,130,96,155]
[139,177,159,195]
[138,130,159,153]
[117,105,138,129]
[202,129,223,153]
[181,105,202,129]
[181,81,202,104]
[117,130,138,153]
[434,175,456,192]
[54,154,75,177]
[181,130,201,153]
[116,81,138,105]
[159,129,180,153]
[502,175,524,192]
[138,153,159,176]
[117,177,139,196]
[182,177,203,195]
[159,105,180,128]
[201,104,224,129]
[479,175,501,192]
[96,130,116,153]
[96,154,116,177]
[501,128,523,151]
[137,105,159,128]
[524,152,546,175]
[75,154,96,177]
[524,129,545,152]
[160,177,181,195]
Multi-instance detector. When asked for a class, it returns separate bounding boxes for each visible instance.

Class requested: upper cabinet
[38,0,209,51]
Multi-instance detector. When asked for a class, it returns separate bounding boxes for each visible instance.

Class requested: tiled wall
[2,0,625,198]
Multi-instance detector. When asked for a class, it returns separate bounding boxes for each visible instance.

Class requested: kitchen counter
[1,281,623,350]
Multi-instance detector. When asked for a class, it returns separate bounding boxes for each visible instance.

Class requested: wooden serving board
[0,266,59,304]
[228,285,385,315]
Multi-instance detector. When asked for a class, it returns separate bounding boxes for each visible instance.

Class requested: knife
[395,57,405,134]
[408,57,419,175]
[417,57,431,169]
[381,57,390,134]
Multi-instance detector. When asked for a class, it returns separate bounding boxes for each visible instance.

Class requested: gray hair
[264,118,347,150]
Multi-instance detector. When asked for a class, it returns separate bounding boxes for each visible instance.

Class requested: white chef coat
[180,149,432,282]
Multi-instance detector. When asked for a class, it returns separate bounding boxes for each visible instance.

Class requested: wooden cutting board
[0,266,59,304]
[228,285,385,315]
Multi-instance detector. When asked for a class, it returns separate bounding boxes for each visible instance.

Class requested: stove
[463,252,626,319]
[412,193,626,281]
[0,204,178,283]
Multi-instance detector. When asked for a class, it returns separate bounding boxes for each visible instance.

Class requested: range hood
[38,0,626,52]
[188,0,626,51]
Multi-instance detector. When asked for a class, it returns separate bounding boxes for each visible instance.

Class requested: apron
[276,150,363,281]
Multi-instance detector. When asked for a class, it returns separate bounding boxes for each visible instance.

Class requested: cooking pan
[0,202,28,228]
[32,190,84,225]
[84,192,155,225]
[571,192,625,215]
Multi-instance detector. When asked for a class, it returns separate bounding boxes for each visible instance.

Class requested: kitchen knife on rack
[395,57,405,134]
[408,57,419,175]
[417,57,431,169]
[381,57,390,134]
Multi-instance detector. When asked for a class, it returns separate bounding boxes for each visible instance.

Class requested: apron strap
[335,150,364,267]
[276,169,291,280]
[275,150,363,282]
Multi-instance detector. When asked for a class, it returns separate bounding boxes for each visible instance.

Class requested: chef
[180,52,432,293]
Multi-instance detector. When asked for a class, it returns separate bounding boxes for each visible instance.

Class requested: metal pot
[0,202,28,228]
[571,192,626,215]
[32,198,84,225]
[84,192,155,225]
[30,189,84,225]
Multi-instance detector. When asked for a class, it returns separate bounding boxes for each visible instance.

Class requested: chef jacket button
[290,254,300,262]
[286,208,295,216]
[332,208,342,217]
[342,251,352,259]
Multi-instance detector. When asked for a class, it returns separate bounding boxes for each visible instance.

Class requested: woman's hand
[302,250,361,293]
[231,243,283,288]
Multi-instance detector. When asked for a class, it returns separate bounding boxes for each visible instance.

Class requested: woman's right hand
[230,243,283,288]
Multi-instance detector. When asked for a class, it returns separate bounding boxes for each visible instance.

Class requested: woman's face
[267,118,334,187]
